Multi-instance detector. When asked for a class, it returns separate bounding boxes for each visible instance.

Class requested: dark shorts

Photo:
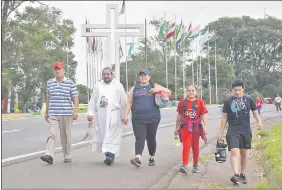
[226,133,252,151]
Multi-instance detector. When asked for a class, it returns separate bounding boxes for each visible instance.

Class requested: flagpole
[124,4,128,92]
[182,44,186,98]
[85,18,90,103]
[192,47,194,85]
[215,36,218,104]
[89,38,93,91]
[164,11,168,88]
[208,27,211,104]
[200,54,202,99]
[145,18,148,68]
[174,14,177,101]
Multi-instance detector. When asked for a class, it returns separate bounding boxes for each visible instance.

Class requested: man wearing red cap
[40,62,79,164]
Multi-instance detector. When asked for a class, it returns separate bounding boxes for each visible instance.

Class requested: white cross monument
[81,4,144,82]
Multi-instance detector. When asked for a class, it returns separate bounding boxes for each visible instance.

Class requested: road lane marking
[2,130,21,133]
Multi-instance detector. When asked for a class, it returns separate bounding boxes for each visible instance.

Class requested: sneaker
[130,157,141,167]
[149,158,155,166]
[192,164,199,173]
[104,158,113,166]
[40,155,53,164]
[239,173,248,184]
[230,174,240,185]
[179,165,188,174]
[64,158,72,163]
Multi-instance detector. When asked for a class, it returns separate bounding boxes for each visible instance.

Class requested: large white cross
[81,4,144,82]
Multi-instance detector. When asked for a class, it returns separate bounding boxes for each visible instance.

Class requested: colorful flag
[158,20,166,41]
[119,40,123,58]
[91,37,95,53]
[209,31,216,42]
[100,39,103,61]
[199,29,209,47]
[127,39,134,57]
[176,20,183,46]
[94,38,99,55]
[86,20,90,43]
[119,0,125,15]
[189,25,200,38]
[165,23,175,41]
[187,23,192,37]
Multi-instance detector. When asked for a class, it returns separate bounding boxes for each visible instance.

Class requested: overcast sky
[41,1,282,85]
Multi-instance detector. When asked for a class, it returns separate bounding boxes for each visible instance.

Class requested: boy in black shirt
[217,80,262,185]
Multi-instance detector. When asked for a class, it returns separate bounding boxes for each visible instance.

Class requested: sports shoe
[40,155,53,164]
[130,157,141,167]
[230,174,240,185]
[64,158,72,163]
[239,173,248,184]
[192,164,199,173]
[104,158,114,166]
[149,158,155,166]
[179,165,188,174]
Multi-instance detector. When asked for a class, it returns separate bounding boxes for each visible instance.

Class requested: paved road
[1,105,274,159]
[2,108,281,189]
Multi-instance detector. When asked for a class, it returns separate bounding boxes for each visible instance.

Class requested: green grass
[263,123,282,180]
[199,155,213,163]
[206,183,230,189]
[251,180,269,189]
[256,131,269,137]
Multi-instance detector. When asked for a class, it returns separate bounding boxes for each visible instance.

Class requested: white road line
[73,121,88,125]
[2,130,21,133]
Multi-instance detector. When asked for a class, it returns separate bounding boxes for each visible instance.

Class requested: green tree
[76,84,89,104]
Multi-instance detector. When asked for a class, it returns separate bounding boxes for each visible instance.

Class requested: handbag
[153,83,171,108]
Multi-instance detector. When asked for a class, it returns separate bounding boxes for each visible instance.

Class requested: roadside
[167,116,282,189]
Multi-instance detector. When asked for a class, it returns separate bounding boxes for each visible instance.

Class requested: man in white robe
[87,67,127,165]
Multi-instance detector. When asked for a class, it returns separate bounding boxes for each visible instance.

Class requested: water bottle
[174,135,181,146]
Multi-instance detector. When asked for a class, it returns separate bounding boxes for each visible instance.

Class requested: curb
[1,116,223,167]
[149,115,282,189]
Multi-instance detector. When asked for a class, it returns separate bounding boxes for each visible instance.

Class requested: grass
[206,183,230,189]
[199,155,213,163]
[251,180,269,189]
[263,123,282,180]
[256,131,269,137]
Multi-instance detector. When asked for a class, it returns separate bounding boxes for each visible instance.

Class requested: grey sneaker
[239,173,248,184]
[40,155,53,164]
[130,157,141,167]
[179,165,188,174]
[192,164,199,173]
[230,174,240,185]
[64,158,72,163]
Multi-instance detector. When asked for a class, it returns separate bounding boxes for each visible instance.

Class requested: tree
[76,84,89,104]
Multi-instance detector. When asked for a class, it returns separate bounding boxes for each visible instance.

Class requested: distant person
[40,62,79,165]
[87,67,127,166]
[256,96,263,116]
[123,68,171,167]
[174,85,208,174]
[274,94,282,112]
[217,79,262,185]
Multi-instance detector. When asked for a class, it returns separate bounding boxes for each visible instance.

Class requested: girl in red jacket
[174,85,208,174]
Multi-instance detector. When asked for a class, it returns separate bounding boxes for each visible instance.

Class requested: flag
[199,29,209,47]
[88,37,93,53]
[209,31,216,42]
[189,25,200,38]
[176,20,183,46]
[91,37,95,53]
[94,38,99,55]
[119,40,123,58]
[158,21,166,41]
[165,23,175,41]
[119,0,125,15]
[127,39,134,57]
[187,22,192,37]
[100,39,103,61]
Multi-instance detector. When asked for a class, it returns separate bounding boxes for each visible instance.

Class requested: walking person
[87,67,127,166]
[217,79,262,185]
[123,68,171,167]
[256,96,263,116]
[40,62,79,164]
[174,85,208,174]
[274,94,282,112]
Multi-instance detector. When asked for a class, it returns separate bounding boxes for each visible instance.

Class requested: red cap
[53,62,64,69]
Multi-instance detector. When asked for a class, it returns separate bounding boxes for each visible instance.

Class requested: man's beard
[103,78,112,84]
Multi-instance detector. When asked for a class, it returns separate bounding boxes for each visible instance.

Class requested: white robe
[87,79,127,157]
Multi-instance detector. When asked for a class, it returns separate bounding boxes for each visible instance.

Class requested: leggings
[132,121,160,156]
[180,127,200,165]
[275,103,281,111]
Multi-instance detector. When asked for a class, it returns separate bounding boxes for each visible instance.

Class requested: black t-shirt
[222,96,257,134]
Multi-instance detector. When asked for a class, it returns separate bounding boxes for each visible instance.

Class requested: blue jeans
[258,108,262,116]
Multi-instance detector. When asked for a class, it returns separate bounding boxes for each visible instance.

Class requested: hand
[72,111,78,120]
[174,128,179,136]
[257,122,263,130]
[45,113,49,122]
[87,115,93,121]
[149,88,156,93]
[123,115,129,125]
[217,134,222,141]
[203,127,208,135]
